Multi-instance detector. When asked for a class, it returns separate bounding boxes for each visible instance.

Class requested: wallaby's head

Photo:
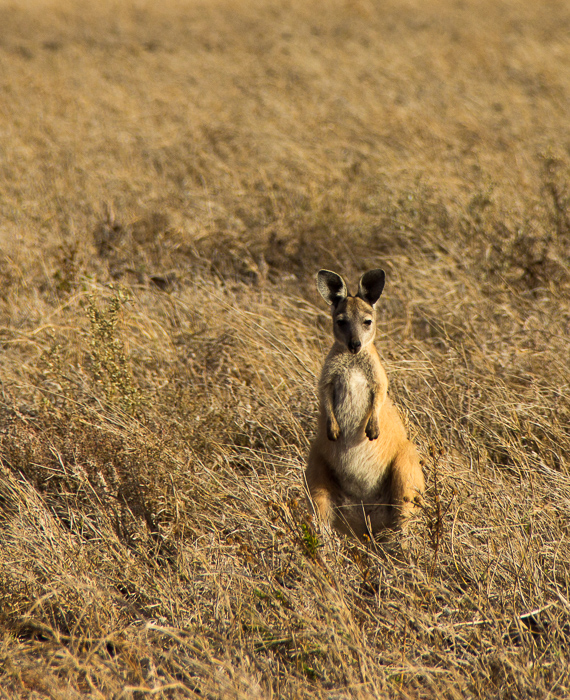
[316,269,385,354]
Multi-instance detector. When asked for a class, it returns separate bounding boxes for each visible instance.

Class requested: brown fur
[306,269,425,539]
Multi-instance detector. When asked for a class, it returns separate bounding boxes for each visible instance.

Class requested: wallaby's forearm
[365,367,387,440]
[322,382,340,440]
[371,378,387,413]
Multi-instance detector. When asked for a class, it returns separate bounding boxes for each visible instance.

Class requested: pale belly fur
[326,369,388,500]
[334,368,369,437]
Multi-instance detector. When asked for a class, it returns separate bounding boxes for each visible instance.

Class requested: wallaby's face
[332,297,375,354]
[316,269,386,355]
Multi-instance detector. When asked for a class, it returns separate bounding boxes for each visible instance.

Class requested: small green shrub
[86,289,142,415]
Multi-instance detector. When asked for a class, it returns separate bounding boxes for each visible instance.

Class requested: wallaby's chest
[332,366,370,434]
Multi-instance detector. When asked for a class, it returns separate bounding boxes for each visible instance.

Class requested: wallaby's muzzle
[348,339,362,354]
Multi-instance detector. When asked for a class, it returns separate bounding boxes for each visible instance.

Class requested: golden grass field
[0,0,569,697]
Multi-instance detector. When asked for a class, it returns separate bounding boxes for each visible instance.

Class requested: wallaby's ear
[316,270,348,306]
[357,269,385,307]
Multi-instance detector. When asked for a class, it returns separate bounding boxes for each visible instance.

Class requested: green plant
[86,289,142,414]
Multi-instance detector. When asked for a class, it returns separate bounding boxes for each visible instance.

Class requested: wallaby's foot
[393,492,424,533]
[327,417,340,441]
[317,520,335,549]
[365,417,379,441]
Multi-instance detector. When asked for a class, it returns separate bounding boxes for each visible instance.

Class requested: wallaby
[306,268,425,540]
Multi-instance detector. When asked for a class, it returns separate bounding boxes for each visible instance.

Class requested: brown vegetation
[0,0,569,697]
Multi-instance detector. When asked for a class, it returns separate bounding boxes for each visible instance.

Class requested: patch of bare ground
[0,0,569,697]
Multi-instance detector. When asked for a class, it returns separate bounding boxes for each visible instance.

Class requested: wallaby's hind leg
[307,452,378,540]
[390,441,425,530]
[305,448,337,529]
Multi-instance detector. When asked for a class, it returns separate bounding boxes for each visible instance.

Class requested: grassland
[0,0,569,697]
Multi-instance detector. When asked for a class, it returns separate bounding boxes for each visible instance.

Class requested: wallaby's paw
[327,418,340,441]
[365,419,379,441]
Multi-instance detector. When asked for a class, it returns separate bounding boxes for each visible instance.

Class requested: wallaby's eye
[363,319,373,327]
[336,319,348,327]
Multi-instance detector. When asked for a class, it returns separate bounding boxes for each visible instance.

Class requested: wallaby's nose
[349,339,362,354]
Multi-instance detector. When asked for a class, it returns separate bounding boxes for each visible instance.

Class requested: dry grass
[1,0,569,697]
